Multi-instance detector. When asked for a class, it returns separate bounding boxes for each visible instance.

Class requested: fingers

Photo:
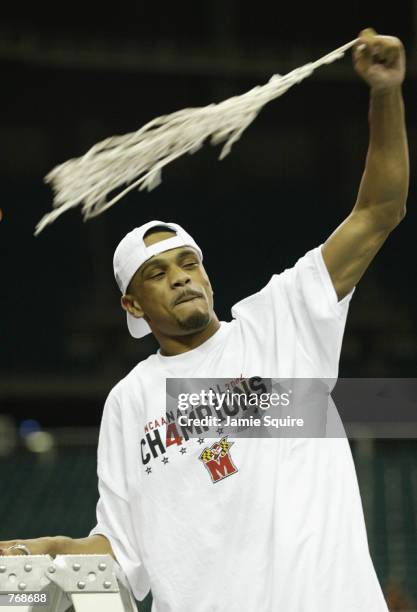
[353,29,376,67]
[359,27,378,40]
[0,541,16,554]
[0,539,49,556]
[0,540,27,556]
[354,28,377,59]
[353,29,404,71]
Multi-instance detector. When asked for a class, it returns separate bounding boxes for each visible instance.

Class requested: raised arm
[322,28,409,300]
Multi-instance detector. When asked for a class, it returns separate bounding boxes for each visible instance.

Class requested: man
[0,28,409,611]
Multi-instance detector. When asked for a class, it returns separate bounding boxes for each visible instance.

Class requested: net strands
[35,39,358,235]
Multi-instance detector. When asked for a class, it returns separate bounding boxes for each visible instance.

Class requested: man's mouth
[175,294,202,306]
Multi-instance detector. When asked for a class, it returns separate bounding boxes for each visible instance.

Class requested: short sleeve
[280,244,355,377]
[230,244,354,379]
[89,391,151,602]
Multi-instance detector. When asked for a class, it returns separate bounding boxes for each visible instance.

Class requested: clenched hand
[353,28,405,90]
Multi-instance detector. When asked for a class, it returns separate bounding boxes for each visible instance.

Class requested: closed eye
[148,271,165,279]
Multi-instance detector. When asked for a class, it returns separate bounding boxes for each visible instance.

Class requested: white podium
[0,554,138,612]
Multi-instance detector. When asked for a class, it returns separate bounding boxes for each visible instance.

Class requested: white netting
[35,39,357,235]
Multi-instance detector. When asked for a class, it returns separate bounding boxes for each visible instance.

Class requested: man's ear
[121,294,145,319]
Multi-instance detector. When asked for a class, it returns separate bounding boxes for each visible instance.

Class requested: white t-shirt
[89,245,388,612]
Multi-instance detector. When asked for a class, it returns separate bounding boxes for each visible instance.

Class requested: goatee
[177,311,210,332]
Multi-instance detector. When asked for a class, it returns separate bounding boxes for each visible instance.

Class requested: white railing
[0,554,137,612]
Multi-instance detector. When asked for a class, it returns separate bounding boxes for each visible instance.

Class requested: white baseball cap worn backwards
[113,220,203,339]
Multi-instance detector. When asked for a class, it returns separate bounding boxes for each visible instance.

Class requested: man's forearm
[355,85,409,227]
[51,534,116,560]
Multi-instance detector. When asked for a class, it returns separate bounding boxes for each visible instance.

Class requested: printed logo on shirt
[140,376,251,477]
[199,436,238,483]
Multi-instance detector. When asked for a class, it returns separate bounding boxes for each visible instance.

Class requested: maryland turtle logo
[199,436,238,483]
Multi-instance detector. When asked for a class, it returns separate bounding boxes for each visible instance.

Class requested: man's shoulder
[230,272,285,320]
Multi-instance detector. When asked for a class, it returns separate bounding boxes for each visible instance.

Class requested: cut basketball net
[35,38,358,235]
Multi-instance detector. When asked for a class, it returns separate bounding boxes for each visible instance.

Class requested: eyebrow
[141,248,199,277]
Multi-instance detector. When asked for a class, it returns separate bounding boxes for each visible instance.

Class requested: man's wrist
[370,84,403,98]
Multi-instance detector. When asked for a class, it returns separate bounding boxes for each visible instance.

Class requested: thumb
[354,27,378,60]
[359,27,378,39]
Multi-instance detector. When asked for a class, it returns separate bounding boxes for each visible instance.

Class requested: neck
[156,316,221,356]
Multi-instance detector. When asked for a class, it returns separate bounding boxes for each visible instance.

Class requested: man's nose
[169,266,191,287]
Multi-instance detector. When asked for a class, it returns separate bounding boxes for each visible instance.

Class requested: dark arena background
[1,2,416,610]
